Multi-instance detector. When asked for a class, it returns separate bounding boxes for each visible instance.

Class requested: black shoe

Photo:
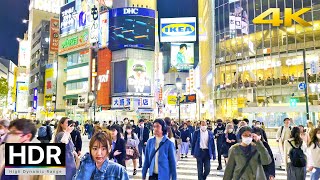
[138,165,142,168]
[133,169,137,175]
[217,165,222,170]
[184,155,187,158]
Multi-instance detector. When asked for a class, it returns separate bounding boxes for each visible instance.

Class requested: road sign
[298,82,306,90]
[310,61,319,75]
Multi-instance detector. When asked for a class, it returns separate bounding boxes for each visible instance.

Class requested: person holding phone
[55,117,78,180]
[223,126,272,180]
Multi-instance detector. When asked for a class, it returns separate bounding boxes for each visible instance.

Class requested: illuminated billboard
[171,43,194,71]
[16,82,29,113]
[99,11,109,48]
[229,0,249,37]
[109,7,155,51]
[127,60,153,94]
[97,49,112,106]
[160,17,197,42]
[18,40,30,67]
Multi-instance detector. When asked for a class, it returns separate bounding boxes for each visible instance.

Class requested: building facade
[213,0,320,127]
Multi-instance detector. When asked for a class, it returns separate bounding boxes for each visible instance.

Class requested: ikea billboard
[160,17,197,42]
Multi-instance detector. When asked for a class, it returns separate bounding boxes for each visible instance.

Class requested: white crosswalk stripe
[125,156,310,180]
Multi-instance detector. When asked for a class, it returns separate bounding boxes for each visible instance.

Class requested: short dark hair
[9,119,37,140]
[243,118,249,124]
[164,117,171,126]
[232,119,239,125]
[180,44,187,50]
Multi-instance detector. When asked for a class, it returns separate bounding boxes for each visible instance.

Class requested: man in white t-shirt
[276,118,292,155]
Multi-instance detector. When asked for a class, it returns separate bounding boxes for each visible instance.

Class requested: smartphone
[68,120,74,126]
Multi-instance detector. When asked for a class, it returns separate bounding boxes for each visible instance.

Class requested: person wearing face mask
[252,128,276,180]
[253,121,268,143]
[214,119,225,170]
[135,119,150,168]
[307,128,320,180]
[0,119,38,180]
[221,123,237,165]
[73,131,129,180]
[223,126,272,180]
[55,117,78,180]
[191,120,216,180]
[124,125,140,175]
[0,119,10,144]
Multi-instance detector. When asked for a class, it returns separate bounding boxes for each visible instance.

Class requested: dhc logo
[123,8,139,15]
[162,23,195,36]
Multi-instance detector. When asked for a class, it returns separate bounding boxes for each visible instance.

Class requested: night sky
[0,0,29,65]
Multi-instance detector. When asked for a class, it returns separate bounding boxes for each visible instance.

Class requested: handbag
[237,150,257,180]
[126,148,134,156]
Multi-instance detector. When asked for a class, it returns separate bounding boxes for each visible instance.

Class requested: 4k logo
[253,8,312,27]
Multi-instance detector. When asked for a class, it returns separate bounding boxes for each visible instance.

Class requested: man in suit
[192,120,216,180]
[136,119,150,168]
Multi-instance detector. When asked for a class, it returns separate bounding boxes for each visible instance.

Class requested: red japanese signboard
[50,18,59,52]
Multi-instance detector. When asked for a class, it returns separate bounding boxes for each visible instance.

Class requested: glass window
[294,0,302,9]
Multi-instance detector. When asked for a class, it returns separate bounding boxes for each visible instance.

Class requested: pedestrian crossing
[124,155,297,180]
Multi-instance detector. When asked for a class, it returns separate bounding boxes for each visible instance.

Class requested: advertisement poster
[97,49,112,106]
[127,60,153,94]
[50,18,59,52]
[60,1,76,35]
[59,29,89,55]
[16,82,29,113]
[109,8,155,51]
[229,0,249,37]
[99,11,109,48]
[45,64,56,95]
[160,17,197,42]
[18,40,30,67]
[171,43,194,71]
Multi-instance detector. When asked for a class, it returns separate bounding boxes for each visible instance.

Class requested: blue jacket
[73,153,129,180]
[142,135,177,180]
[180,128,191,142]
[191,129,216,160]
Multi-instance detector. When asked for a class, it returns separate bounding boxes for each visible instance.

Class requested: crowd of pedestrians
[0,117,320,180]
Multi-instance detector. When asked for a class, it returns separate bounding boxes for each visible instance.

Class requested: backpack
[38,126,48,138]
[288,140,306,167]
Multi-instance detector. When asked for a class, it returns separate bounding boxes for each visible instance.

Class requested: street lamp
[16,37,22,42]
[22,19,29,24]
[88,92,96,122]
[176,75,182,124]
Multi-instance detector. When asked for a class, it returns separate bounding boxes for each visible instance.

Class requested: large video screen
[109,8,155,51]
[127,59,153,94]
[171,43,194,71]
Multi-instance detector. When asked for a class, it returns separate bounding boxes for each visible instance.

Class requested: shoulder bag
[146,139,169,169]
[237,149,257,180]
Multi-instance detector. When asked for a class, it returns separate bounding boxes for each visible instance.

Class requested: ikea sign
[160,17,196,42]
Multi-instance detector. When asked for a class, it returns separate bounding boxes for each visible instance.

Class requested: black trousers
[149,173,158,180]
[217,144,223,166]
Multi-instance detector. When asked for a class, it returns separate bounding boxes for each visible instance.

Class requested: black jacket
[71,129,82,152]
[109,138,126,164]
[135,126,150,144]
[262,141,276,179]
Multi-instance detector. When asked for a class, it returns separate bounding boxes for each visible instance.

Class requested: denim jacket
[142,135,177,180]
[73,153,129,180]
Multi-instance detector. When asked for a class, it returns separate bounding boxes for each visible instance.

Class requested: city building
[28,20,50,115]
[212,0,320,127]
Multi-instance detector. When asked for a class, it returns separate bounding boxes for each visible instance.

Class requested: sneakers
[138,165,142,168]
[184,155,187,158]
[133,169,137,176]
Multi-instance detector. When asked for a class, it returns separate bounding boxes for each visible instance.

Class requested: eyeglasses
[7,131,26,136]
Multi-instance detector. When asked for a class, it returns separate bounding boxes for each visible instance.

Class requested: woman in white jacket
[307,128,320,180]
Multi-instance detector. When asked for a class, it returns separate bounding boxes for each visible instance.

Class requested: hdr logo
[123,8,139,15]
[5,143,66,175]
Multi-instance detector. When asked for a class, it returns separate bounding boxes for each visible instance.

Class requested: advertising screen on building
[16,82,28,113]
[18,40,30,67]
[127,59,153,94]
[97,49,112,106]
[45,64,56,96]
[109,8,155,51]
[113,61,127,93]
[99,11,109,48]
[59,29,90,55]
[171,43,194,71]
[160,17,197,42]
[229,0,248,37]
[50,18,59,52]
[60,1,76,35]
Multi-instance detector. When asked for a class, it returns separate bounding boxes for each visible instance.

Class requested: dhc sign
[160,17,197,42]
[123,8,139,15]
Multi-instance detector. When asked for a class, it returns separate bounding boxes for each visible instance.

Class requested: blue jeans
[196,149,211,180]
[311,167,320,180]
[138,142,146,167]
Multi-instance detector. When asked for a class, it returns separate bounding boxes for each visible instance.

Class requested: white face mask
[242,137,253,145]
[0,129,5,135]
[200,126,207,131]
[317,134,320,139]
[228,129,233,133]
